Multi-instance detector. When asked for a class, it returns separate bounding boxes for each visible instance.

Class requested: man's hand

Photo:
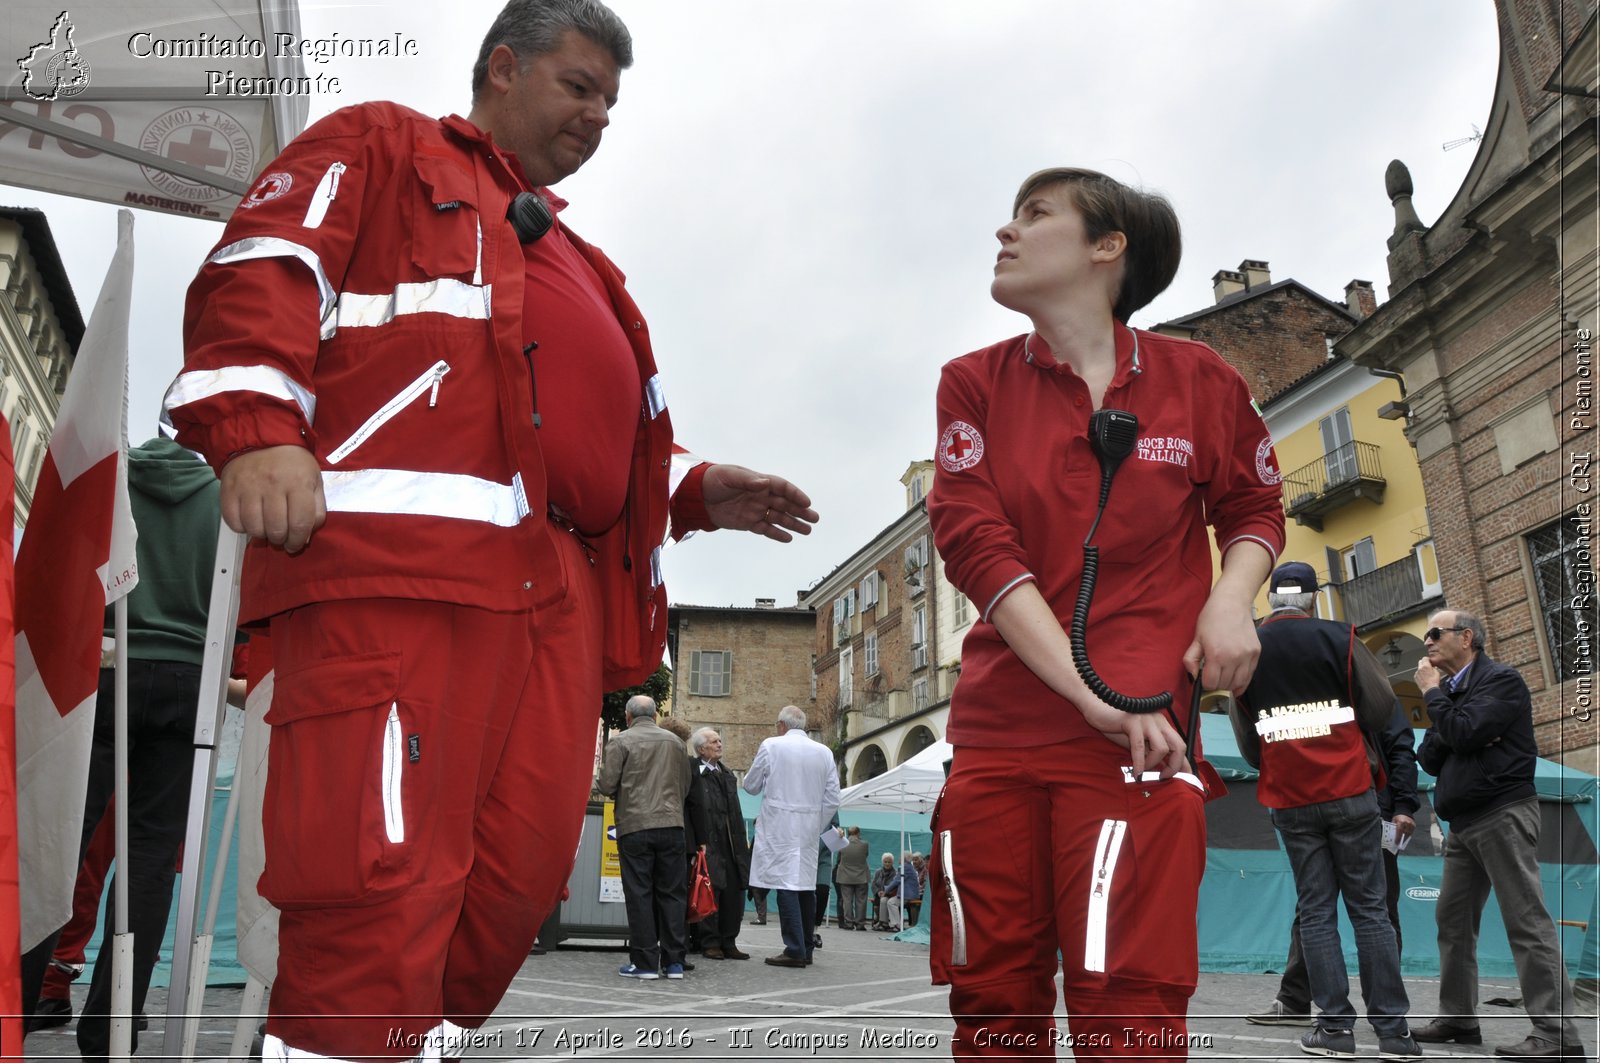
[1392,814,1416,840]
[1414,657,1441,693]
[1182,593,1261,695]
[220,445,325,553]
[702,464,819,543]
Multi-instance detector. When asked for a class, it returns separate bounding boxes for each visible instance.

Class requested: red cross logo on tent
[938,420,985,472]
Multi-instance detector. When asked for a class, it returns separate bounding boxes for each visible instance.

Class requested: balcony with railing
[1281,441,1387,530]
[1336,553,1444,632]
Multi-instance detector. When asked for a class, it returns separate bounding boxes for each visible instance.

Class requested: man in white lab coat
[742,706,841,968]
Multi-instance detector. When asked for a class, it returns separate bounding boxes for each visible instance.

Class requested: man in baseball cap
[1269,561,1319,596]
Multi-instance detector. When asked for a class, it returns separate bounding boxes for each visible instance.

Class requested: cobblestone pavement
[21,919,1594,1060]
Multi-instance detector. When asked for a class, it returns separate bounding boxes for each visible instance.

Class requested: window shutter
[689,650,702,695]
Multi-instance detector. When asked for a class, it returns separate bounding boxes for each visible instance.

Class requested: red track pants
[930,738,1206,1061]
[262,527,602,1061]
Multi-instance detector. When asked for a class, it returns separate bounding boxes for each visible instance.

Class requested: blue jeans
[775,889,815,962]
[1271,790,1410,1036]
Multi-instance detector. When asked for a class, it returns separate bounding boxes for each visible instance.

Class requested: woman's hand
[1074,689,1187,778]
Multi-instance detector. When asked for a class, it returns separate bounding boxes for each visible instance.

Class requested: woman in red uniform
[927,168,1285,1059]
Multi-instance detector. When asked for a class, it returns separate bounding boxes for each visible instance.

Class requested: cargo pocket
[261,649,432,908]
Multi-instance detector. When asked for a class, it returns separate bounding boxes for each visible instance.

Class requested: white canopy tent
[837,740,950,931]
[838,740,952,815]
[3,0,308,219]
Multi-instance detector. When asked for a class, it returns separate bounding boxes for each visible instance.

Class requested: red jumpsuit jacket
[169,102,686,687]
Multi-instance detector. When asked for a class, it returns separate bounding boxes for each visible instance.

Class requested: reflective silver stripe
[645,373,667,419]
[473,218,483,286]
[668,448,703,500]
[209,237,337,340]
[940,829,968,967]
[1120,767,1205,793]
[326,360,449,465]
[1084,818,1127,974]
[164,364,317,424]
[262,1032,359,1063]
[650,545,664,589]
[382,705,404,844]
[335,279,492,328]
[322,468,532,527]
[982,573,1035,623]
[1256,705,1356,736]
[301,161,346,229]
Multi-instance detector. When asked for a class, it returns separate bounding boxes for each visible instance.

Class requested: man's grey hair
[690,726,719,755]
[1268,591,1316,613]
[471,0,634,98]
[1452,610,1488,655]
[777,705,807,731]
[624,694,657,721]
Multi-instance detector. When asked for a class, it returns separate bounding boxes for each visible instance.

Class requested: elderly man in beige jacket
[742,706,841,968]
[597,696,693,980]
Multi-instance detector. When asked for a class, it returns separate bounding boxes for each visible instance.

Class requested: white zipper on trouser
[1084,819,1127,973]
[326,360,450,465]
[382,704,405,844]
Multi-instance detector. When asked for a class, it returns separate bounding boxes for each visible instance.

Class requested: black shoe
[25,997,72,1032]
[681,960,695,972]
[1412,1020,1483,1045]
[1494,1034,1589,1060]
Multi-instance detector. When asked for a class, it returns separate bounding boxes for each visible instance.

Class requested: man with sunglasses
[1412,612,1588,1061]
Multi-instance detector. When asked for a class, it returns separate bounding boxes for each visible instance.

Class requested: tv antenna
[1442,124,1483,151]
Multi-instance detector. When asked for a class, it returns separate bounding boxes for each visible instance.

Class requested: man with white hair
[686,726,750,960]
[742,706,840,968]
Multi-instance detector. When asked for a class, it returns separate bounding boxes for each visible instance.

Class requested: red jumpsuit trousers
[261,525,601,1061]
[931,738,1207,1061]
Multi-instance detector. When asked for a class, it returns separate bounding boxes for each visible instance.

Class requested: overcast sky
[2,2,1499,609]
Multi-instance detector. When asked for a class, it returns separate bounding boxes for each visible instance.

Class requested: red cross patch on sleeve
[939,421,985,472]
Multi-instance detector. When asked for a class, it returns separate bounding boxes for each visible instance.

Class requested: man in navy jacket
[1411,610,1586,1061]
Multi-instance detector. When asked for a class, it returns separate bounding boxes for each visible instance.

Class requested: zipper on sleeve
[327,360,450,465]
[302,161,347,230]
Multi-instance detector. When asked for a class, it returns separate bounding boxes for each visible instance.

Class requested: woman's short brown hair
[1012,167,1182,323]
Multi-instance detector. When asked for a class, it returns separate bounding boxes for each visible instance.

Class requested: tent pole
[162,521,244,1060]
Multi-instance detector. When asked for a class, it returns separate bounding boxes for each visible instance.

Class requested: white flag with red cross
[13,210,139,951]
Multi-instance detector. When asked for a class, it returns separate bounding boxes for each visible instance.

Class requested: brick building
[1152,258,1371,403]
[0,206,82,527]
[798,463,953,784]
[666,603,815,771]
[1339,4,1597,768]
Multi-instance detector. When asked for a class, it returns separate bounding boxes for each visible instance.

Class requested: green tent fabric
[1195,713,1598,979]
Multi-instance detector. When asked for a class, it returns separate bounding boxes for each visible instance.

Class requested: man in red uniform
[166,1,815,1058]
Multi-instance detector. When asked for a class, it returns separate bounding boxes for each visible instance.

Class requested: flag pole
[162,520,245,1060]
[110,597,133,1059]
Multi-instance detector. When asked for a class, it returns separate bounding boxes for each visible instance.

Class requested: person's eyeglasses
[1425,626,1466,641]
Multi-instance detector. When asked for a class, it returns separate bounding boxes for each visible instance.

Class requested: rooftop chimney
[1212,269,1246,303]
[1238,259,1272,290]
[754,598,776,609]
[1344,279,1376,318]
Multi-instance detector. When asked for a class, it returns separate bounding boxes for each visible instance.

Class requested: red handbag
[687,849,718,923]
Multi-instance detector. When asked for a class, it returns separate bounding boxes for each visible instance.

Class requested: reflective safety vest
[1245,614,1376,809]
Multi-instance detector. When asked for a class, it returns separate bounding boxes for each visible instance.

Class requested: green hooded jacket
[102,436,223,664]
